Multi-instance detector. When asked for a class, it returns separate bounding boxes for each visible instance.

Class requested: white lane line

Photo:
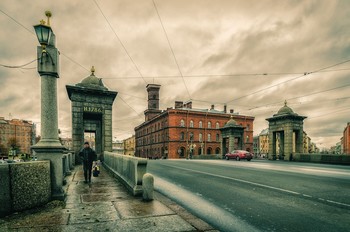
[160,163,350,208]
[326,200,350,207]
[303,194,312,198]
[160,164,301,195]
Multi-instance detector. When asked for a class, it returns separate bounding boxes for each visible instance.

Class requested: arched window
[180,119,185,127]
[179,147,185,157]
[216,122,220,129]
[208,121,212,128]
[216,133,220,142]
[180,132,185,140]
[215,147,220,154]
[198,147,202,155]
[246,124,250,131]
[246,135,249,142]
[190,120,194,128]
[199,121,203,128]
[208,133,211,142]
[207,147,212,155]
[199,133,203,142]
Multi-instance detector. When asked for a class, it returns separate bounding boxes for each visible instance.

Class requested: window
[246,135,249,143]
[208,134,211,142]
[215,147,220,154]
[190,120,194,128]
[180,132,185,140]
[208,121,211,128]
[216,122,220,129]
[207,147,212,155]
[246,124,250,131]
[199,133,202,142]
[180,119,185,127]
[216,133,220,142]
[199,121,203,128]
[189,132,194,141]
[198,147,202,155]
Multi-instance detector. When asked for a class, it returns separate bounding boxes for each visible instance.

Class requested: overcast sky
[1,0,349,149]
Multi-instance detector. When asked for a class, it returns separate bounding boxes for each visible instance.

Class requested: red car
[225,150,253,161]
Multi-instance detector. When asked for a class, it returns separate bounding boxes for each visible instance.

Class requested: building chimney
[230,109,234,113]
[210,104,215,110]
[175,101,184,109]
[184,101,192,109]
[224,104,227,113]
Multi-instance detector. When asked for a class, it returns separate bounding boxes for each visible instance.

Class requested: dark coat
[79,147,97,163]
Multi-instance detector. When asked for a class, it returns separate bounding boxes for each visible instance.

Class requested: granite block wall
[0,161,51,217]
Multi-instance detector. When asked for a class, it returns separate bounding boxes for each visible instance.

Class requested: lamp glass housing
[34,24,52,46]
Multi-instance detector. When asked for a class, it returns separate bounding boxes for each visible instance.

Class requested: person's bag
[93,166,99,177]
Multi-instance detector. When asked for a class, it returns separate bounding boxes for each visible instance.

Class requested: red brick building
[0,117,36,155]
[134,84,254,159]
[343,122,350,155]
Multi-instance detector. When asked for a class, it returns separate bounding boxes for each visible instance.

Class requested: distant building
[343,123,350,155]
[135,84,254,159]
[0,117,36,155]
[112,140,124,155]
[253,135,259,155]
[258,128,269,155]
[124,135,135,156]
[303,131,312,153]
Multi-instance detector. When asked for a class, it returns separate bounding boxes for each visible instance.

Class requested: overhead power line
[92,0,147,84]
[0,8,89,72]
[152,0,191,99]
[0,58,38,68]
[248,82,350,110]
[226,58,350,104]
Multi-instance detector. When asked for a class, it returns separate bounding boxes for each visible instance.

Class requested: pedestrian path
[0,165,217,232]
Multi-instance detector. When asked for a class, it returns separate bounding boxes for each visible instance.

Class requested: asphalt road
[148,159,350,232]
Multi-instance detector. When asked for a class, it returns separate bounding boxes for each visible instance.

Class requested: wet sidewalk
[0,165,217,232]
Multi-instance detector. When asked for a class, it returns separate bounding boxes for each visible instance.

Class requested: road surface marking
[159,163,350,209]
[161,163,301,195]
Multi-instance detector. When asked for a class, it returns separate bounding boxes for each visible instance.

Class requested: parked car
[225,150,253,161]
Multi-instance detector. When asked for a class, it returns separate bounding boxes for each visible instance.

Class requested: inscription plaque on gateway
[83,106,103,113]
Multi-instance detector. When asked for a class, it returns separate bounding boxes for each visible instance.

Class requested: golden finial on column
[284,100,287,106]
[45,11,52,26]
[91,66,95,75]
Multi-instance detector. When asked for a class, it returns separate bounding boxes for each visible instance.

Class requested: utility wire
[100,67,350,80]
[116,96,144,119]
[248,83,350,110]
[92,0,147,84]
[309,106,350,119]
[226,58,350,104]
[0,8,89,72]
[152,0,191,99]
[0,58,38,68]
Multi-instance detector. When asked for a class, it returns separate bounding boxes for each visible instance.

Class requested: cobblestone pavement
[0,165,218,232]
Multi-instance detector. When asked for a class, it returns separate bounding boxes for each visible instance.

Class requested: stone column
[229,136,235,153]
[284,127,293,161]
[31,43,65,200]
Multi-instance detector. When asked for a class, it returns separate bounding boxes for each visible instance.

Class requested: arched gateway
[66,67,117,163]
[266,101,307,161]
[220,116,245,157]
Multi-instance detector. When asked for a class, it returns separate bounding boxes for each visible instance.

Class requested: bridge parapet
[103,152,147,196]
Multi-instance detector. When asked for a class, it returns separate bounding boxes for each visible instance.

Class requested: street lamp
[31,11,64,200]
[33,22,52,47]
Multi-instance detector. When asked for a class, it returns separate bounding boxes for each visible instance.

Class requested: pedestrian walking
[79,141,97,183]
